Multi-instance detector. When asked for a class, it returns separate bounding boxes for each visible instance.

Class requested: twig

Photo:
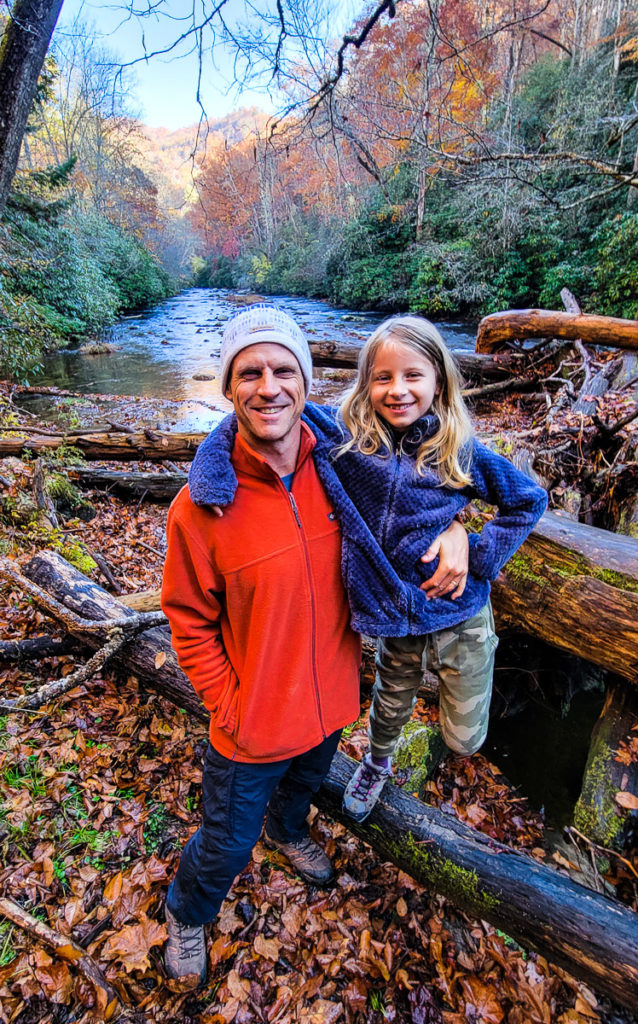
[84,546,124,594]
[136,539,165,558]
[566,826,638,881]
[463,376,530,400]
[0,629,127,711]
[593,405,638,439]
[0,896,120,1020]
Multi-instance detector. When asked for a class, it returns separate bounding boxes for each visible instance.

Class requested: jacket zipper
[380,450,401,551]
[288,490,326,739]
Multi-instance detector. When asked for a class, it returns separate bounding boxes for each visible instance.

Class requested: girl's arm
[467,442,548,580]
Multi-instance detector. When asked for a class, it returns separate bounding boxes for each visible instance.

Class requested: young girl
[327,315,547,822]
[192,309,547,824]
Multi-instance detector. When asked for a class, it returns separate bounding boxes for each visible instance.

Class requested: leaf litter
[0,446,637,1023]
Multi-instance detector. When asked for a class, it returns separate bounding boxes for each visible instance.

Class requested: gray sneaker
[264,831,335,884]
[164,905,207,986]
[342,754,392,822]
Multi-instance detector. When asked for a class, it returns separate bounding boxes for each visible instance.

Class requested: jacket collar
[391,413,439,456]
[189,414,316,507]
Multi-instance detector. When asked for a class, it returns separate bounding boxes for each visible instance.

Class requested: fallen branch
[0,635,77,661]
[476,309,638,354]
[0,896,120,1020]
[0,628,128,712]
[319,753,638,1013]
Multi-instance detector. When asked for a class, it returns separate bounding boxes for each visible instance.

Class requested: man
[161,305,468,984]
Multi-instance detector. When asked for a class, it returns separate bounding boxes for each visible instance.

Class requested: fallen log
[320,753,638,1012]
[68,468,187,502]
[0,635,77,661]
[309,340,517,381]
[492,511,638,683]
[0,430,204,462]
[14,551,638,1012]
[476,309,638,354]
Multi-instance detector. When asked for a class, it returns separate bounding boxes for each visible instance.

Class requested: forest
[0,1,638,1023]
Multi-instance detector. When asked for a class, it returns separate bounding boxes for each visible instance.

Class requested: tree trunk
[319,753,638,1014]
[0,0,64,218]
[476,309,638,354]
[17,551,638,1013]
[573,680,638,850]
[492,511,638,684]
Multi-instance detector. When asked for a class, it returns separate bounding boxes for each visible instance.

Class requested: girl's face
[369,338,439,430]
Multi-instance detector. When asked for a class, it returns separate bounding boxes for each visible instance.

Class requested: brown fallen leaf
[615,790,638,810]
[101,913,167,973]
[253,932,282,962]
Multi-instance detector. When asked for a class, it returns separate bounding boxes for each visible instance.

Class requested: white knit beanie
[220,304,313,396]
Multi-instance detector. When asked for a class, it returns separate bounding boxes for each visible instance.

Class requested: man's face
[225,342,306,453]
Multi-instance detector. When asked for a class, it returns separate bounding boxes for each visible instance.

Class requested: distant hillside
[137,108,270,211]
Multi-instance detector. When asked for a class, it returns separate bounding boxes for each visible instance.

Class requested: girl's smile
[369,338,439,430]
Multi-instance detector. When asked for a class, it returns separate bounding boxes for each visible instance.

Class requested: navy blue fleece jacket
[189,403,547,637]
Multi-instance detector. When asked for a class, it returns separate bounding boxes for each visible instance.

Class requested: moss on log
[493,512,638,683]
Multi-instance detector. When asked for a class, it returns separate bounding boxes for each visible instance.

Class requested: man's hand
[420,519,469,600]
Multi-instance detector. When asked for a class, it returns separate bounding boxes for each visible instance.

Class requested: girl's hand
[420,519,469,600]
[212,506,224,517]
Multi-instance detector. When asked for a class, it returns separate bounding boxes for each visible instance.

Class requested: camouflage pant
[369,603,498,758]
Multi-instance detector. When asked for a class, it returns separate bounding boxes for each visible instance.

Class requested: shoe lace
[351,760,386,798]
[293,835,323,863]
[176,920,204,958]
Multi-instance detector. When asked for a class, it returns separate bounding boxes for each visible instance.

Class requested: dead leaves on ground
[0,480,634,1022]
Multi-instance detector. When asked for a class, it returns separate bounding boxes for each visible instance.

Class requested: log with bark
[476,309,638,354]
[573,680,638,851]
[68,468,187,502]
[0,429,203,462]
[13,550,638,1012]
[309,341,518,381]
[491,511,638,684]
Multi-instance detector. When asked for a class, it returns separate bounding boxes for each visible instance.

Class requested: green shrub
[592,213,638,318]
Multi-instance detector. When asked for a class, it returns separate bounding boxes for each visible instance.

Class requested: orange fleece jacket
[161,424,362,762]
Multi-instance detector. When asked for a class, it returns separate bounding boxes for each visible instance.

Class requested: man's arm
[420,518,469,600]
[161,505,239,732]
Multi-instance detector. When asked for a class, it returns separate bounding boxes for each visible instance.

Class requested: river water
[29,289,476,432]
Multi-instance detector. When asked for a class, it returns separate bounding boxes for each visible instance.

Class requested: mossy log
[0,430,204,462]
[493,512,638,683]
[18,550,638,1012]
[573,680,638,850]
[476,309,638,354]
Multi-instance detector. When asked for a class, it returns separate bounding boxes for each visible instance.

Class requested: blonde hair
[337,315,474,488]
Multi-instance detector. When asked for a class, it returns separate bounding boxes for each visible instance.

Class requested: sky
[55,0,360,130]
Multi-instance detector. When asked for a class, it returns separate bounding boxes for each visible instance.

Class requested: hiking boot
[264,831,335,884]
[342,753,392,822]
[164,905,207,986]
